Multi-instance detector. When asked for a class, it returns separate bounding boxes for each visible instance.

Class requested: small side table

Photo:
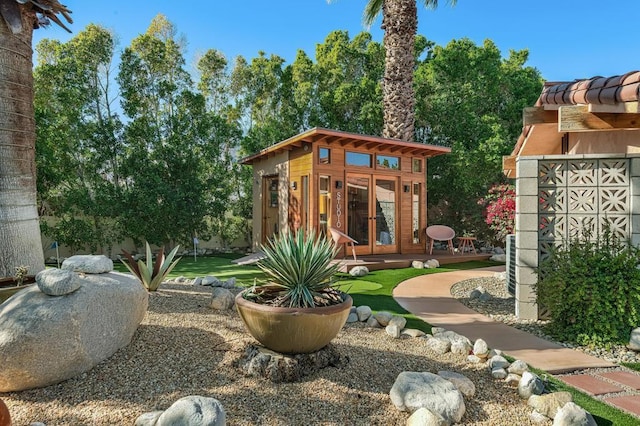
[457,236,477,255]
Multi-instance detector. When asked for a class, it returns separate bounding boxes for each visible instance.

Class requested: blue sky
[34,0,640,82]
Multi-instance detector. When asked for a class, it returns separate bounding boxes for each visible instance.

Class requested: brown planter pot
[0,276,35,304]
[0,398,10,426]
[235,290,352,354]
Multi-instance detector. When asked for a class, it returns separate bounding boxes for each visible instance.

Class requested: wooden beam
[502,156,516,178]
[523,107,558,126]
[589,101,639,114]
[559,105,640,132]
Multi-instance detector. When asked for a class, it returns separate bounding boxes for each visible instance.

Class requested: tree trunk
[0,6,45,278]
[382,0,417,142]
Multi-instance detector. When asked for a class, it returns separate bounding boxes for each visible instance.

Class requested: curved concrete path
[393,266,615,374]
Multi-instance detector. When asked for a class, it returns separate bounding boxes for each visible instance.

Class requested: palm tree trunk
[382,0,417,142]
[0,6,45,278]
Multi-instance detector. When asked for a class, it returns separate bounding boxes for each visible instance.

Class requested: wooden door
[346,174,399,255]
[262,176,279,244]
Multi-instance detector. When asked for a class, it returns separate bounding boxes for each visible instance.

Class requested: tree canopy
[34,16,542,251]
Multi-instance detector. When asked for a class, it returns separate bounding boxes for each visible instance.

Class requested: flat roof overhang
[240,127,451,165]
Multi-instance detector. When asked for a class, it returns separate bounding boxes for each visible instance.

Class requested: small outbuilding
[504,71,640,319]
[240,128,450,257]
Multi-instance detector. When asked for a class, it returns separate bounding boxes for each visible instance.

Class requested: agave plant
[120,242,181,292]
[250,229,343,308]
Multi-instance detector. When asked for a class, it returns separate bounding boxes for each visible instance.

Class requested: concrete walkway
[393,266,615,374]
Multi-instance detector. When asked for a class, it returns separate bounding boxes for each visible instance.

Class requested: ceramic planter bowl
[235,290,352,354]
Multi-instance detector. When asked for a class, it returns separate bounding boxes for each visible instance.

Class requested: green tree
[0,0,72,277]
[118,15,239,247]
[414,38,542,236]
[34,24,123,255]
[362,0,456,141]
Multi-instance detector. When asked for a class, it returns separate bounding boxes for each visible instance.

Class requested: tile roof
[538,71,640,106]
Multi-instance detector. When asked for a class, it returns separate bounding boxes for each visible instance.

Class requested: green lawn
[115,254,635,425]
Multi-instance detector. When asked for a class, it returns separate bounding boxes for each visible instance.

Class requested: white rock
[529,410,550,424]
[494,247,505,255]
[0,272,147,392]
[406,407,448,426]
[518,371,545,399]
[629,327,640,351]
[222,277,237,289]
[505,373,521,387]
[425,259,440,268]
[356,305,372,322]
[175,276,186,283]
[489,355,510,370]
[349,266,369,277]
[35,269,82,296]
[491,368,508,379]
[373,311,393,326]
[388,315,407,329]
[390,372,465,424]
[507,359,529,375]
[155,395,225,426]
[490,254,507,263]
[467,355,482,364]
[366,316,381,328]
[431,327,446,335]
[402,328,426,338]
[493,271,507,281]
[135,411,163,426]
[528,392,573,419]
[202,276,221,286]
[427,338,451,355]
[553,402,596,426]
[209,288,235,310]
[438,370,476,397]
[487,348,503,358]
[411,260,425,269]
[473,339,489,358]
[61,255,113,274]
[386,324,402,338]
[451,340,472,355]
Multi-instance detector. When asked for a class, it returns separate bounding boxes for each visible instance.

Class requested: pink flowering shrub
[477,183,515,243]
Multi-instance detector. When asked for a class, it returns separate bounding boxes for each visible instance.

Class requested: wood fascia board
[559,105,640,132]
[523,107,558,126]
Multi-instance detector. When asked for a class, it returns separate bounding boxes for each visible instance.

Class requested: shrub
[120,242,181,292]
[247,228,342,308]
[477,183,515,244]
[535,227,640,347]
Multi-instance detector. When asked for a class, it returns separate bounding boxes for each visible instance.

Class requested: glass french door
[346,174,397,255]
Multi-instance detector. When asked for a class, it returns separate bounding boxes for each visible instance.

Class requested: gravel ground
[2,282,540,426]
[451,276,640,365]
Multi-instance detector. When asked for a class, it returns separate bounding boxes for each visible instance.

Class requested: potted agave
[0,266,35,304]
[235,229,352,354]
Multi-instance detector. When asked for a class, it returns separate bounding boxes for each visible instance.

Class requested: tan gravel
[2,283,538,425]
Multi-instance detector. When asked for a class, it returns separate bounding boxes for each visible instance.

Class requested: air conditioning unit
[505,234,516,296]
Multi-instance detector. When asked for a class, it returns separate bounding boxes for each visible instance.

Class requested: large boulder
[0,272,148,392]
[390,371,465,424]
[61,255,113,274]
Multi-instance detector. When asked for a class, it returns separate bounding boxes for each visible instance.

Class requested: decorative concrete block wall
[515,154,640,320]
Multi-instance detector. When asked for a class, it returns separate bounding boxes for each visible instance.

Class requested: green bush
[536,227,640,347]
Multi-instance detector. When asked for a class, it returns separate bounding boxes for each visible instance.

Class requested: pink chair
[426,225,455,255]
[329,227,358,261]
